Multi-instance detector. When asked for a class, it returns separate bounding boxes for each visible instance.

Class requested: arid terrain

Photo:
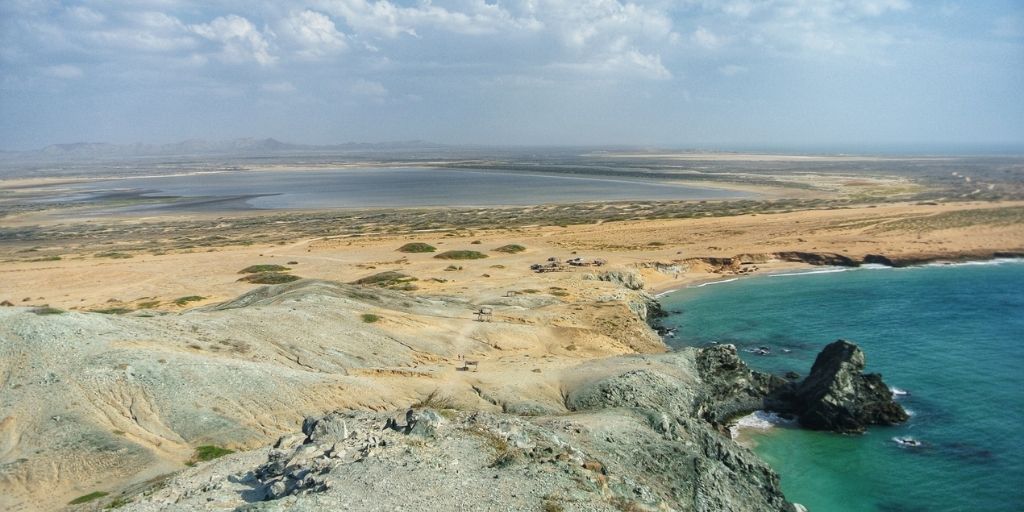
[1,154,1023,510]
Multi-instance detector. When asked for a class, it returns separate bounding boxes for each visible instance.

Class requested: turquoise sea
[660,261,1024,512]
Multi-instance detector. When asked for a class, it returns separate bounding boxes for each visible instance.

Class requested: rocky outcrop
[564,358,796,512]
[694,345,788,427]
[774,251,859,267]
[121,405,798,512]
[786,340,909,433]
[690,341,907,435]
[585,269,646,290]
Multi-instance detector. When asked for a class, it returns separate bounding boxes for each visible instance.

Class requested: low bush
[493,244,526,254]
[238,273,300,284]
[68,491,108,505]
[434,250,487,260]
[238,264,289,274]
[173,295,205,306]
[397,243,437,253]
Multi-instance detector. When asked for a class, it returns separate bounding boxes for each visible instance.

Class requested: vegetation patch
[238,264,290,274]
[188,445,234,465]
[397,242,437,253]
[95,252,132,259]
[360,313,381,323]
[352,271,418,289]
[434,250,488,260]
[412,389,457,410]
[238,273,300,284]
[30,306,64,315]
[173,295,205,306]
[493,244,526,254]
[68,491,109,505]
[136,300,161,309]
[91,307,133,315]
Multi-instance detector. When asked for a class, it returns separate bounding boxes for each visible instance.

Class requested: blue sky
[1,0,1022,150]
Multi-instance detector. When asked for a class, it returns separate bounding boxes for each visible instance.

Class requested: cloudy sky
[1,0,1022,150]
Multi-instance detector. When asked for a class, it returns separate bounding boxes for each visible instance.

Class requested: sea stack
[791,339,909,433]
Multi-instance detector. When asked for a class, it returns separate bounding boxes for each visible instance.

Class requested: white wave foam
[890,387,909,398]
[860,263,893,270]
[728,410,795,439]
[693,277,739,287]
[769,268,849,278]
[922,258,1024,268]
[892,436,923,448]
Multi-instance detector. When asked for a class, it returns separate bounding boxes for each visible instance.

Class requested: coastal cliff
[1,271,907,511]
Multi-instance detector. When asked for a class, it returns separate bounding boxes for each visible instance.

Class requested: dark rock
[774,251,859,267]
[695,344,788,427]
[783,371,801,380]
[790,340,908,433]
[862,254,894,266]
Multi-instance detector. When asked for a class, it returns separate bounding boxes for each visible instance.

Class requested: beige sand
[2,200,1021,312]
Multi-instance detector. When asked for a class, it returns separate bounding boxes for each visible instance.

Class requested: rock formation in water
[786,339,909,433]
[691,340,908,435]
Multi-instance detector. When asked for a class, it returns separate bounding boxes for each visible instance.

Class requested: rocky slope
[1,271,904,511]
[120,351,797,512]
[0,275,674,511]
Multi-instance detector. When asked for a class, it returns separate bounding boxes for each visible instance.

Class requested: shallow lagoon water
[661,261,1024,511]
[62,167,748,210]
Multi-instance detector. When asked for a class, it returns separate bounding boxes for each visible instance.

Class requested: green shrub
[493,244,526,254]
[397,243,436,253]
[31,306,64,315]
[95,252,132,259]
[91,307,133,315]
[238,264,289,274]
[191,445,234,463]
[352,271,418,289]
[434,250,487,260]
[238,273,300,284]
[173,295,205,306]
[68,491,108,505]
[361,313,381,323]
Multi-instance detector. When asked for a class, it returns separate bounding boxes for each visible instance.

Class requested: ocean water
[57,167,747,210]
[660,261,1024,512]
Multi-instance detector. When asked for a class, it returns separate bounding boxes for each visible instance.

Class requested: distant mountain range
[0,138,441,160]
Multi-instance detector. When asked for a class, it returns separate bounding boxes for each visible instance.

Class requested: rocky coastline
[109,284,905,512]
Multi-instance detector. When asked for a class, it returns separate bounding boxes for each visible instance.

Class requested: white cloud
[718,64,747,76]
[279,10,347,59]
[65,6,106,25]
[190,15,276,65]
[44,64,83,79]
[553,49,671,80]
[89,12,196,52]
[693,26,722,49]
[692,0,912,58]
[317,0,540,38]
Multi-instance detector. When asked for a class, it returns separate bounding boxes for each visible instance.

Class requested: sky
[1,0,1023,151]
